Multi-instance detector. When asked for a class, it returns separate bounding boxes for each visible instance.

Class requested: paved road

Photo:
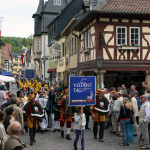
[10,85,140,150]
[20,122,140,150]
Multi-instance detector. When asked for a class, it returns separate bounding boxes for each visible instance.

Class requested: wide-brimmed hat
[55,88,62,93]
[96,89,104,94]
[29,94,35,100]
[62,88,69,94]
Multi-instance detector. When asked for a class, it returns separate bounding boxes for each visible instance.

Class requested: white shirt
[144,104,150,123]
[74,113,86,130]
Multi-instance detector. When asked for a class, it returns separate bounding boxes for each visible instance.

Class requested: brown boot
[94,135,97,139]
[30,140,33,146]
[33,139,36,143]
[99,139,104,142]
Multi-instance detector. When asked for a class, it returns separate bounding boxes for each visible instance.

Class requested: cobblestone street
[20,122,139,150]
[10,85,140,150]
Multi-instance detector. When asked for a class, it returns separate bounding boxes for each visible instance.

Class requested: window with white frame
[88,30,91,48]
[58,0,61,5]
[54,0,57,5]
[37,39,40,51]
[130,27,140,45]
[84,30,91,48]
[116,27,127,45]
[54,0,61,5]
[84,32,87,48]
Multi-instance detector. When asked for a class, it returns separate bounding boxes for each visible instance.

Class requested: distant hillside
[1,35,33,52]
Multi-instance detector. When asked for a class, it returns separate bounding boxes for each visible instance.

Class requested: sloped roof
[33,0,44,17]
[100,0,150,14]
[4,44,12,61]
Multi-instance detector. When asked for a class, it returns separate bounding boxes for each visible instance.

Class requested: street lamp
[96,56,104,89]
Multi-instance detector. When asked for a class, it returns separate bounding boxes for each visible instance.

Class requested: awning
[0,75,15,82]
[1,71,11,76]
[47,69,56,73]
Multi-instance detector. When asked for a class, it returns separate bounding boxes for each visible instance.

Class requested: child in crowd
[74,107,86,150]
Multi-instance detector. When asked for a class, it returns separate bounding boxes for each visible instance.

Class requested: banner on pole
[69,76,96,106]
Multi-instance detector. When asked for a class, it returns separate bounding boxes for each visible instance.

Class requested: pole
[81,105,83,139]
[99,68,101,88]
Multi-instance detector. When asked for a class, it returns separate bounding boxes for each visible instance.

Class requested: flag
[0,17,3,39]
[22,45,28,64]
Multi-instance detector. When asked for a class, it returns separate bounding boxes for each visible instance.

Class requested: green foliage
[1,35,33,52]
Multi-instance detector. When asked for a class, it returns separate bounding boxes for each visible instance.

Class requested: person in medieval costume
[23,94,44,146]
[36,88,48,131]
[17,91,28,109]
[53,88,62,132]
[58,88,74,140]
[90,89,109,142]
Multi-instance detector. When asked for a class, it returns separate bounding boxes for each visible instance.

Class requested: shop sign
[52,44,60,58]
[58,58,65,67]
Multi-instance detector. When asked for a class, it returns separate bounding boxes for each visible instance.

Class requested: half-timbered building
[74,0,150,90]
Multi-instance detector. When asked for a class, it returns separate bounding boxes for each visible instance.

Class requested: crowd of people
[0,78,149,150]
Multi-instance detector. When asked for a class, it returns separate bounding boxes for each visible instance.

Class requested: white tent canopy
[0,75,16,83]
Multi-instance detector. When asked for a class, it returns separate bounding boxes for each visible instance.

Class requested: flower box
[37,51,42,54]
[118,46,140,50]
[82,47,90,53]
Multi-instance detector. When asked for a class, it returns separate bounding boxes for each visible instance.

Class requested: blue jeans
[120,120,130,145]
[129,124,134,142]
[74,129,85,150]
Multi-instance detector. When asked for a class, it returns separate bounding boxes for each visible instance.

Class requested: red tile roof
[4,44,12,61]
[101,0,150,13]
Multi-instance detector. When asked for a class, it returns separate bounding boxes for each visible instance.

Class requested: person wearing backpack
[118,97,132,146]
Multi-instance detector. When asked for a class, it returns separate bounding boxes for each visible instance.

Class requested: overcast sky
[0,0,40,37]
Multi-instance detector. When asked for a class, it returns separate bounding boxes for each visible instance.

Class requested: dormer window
[54,0,61,5]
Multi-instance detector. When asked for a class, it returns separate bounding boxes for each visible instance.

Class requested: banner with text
[69,76,96,106]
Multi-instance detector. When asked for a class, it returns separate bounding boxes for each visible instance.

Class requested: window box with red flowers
[118,42,140,50]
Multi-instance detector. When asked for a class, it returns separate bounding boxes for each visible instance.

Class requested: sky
[0,0,41,38]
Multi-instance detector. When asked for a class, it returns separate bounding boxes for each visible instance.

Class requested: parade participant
[139,95,150,149]
[46,86,55,128]
[83,105,91,130]
[22,87,28,97]
[53,88,62,132]
[17,91,28,109]
[74,107,86,150]
[36,88,48,131]
[4,121,26,150]
[58,88,73,140]
[23,94,44,146]
[90,89,109,142]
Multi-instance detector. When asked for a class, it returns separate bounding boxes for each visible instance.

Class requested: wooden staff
[81,105,83,139]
